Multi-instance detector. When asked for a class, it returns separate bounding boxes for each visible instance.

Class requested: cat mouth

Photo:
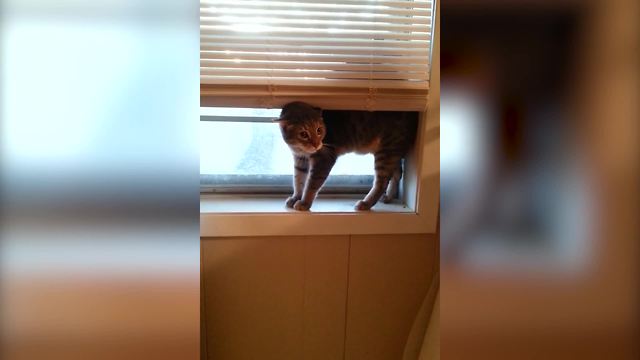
[292,144,322,154]
[305,144,322,153]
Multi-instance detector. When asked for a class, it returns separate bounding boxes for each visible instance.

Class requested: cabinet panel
[201,236,349,360]
[345,234,438,360]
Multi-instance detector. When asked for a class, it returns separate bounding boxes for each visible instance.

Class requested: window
[200,0,439,232]
[200,107,375,194]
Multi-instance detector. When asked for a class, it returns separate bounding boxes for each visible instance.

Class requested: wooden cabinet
[201,234,438,360]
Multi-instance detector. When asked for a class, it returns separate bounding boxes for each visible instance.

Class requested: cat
[275,101,418,211]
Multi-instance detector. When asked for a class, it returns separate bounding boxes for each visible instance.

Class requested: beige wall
[201,233,438,360]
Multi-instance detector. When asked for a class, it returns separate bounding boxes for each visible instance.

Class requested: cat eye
[299,131,309,139]
[316,127,323,135]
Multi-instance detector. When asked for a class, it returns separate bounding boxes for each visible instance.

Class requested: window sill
[200,194,431,237]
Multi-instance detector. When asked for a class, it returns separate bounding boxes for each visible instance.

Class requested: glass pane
[200,108,374,177]
[200,107,280,118]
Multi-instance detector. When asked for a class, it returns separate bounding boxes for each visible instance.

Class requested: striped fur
[276,101,418,211]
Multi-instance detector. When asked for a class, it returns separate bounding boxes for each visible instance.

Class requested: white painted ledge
[201,194,413,213]
[200,194,432,237]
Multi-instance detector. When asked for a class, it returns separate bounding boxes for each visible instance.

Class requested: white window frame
[200,0,439,237]
[200,97,439,237]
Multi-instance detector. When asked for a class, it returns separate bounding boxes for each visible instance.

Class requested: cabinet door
[201,236,349,360]
[344,234,438,360]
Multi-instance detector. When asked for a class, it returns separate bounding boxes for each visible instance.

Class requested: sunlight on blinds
[201,0,432,88]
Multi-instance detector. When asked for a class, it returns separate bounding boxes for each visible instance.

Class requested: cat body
[277,101,417,211]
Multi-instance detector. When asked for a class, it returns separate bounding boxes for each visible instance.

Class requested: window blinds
[201,0,434,110]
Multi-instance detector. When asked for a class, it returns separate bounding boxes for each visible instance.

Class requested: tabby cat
[275,101,418,211]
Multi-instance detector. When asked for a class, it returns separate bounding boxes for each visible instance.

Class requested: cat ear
[312,107,323,117]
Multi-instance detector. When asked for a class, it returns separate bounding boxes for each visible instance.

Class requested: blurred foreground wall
[0,1,200,359]
[440,0,639,359]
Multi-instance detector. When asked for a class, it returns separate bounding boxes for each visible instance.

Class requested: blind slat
[201,2,432,16]
[201,26,431,41]
[200,9,431,24]
[201,43,429,56]
[200,8,431,21]
[202,0,432,9]
[201,59,427,72]
[201,35,430,49]
[201,51,429,65]
[201,84,430,111]
[201,7,431,18]
[201,67,429,81]
[200,17,431,32]
[201,76,429,89]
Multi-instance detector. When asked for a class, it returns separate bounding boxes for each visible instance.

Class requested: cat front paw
[381,194,393,204]
[354,200,372,211]
[293,200,311,211]
[285,196,301,208]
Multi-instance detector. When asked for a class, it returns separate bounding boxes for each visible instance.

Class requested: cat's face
[278,117,326,155]
[276,102,326,155]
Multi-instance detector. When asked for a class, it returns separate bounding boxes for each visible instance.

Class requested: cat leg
[286,155,308,208]
[294,148,337,211]
[355,153,400,210]
[382,160,402,203]
[355,175,391,210]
